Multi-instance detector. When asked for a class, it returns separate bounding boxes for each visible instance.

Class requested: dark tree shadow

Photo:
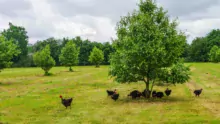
[0,81,26,86]
[118,96,194,104]
[35,73,56,77]
[0,82,13,86]
[60,70,81,73]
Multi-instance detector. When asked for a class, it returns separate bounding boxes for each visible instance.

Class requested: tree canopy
[1,22,28,65]
[0,35,20,72]
[59,40,80,71]
[109,0,190,98]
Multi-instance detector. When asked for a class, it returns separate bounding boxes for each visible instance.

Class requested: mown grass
[0,63,220,124]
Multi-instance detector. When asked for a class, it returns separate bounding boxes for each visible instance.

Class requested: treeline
[1,22,114,67]
[30,37,114,66]
[182,29,220,62]
[1,22,220,68]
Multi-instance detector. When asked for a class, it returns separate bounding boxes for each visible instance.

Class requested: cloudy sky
[0,0,219,44]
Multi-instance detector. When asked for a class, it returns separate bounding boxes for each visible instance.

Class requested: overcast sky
[0,0,219,44]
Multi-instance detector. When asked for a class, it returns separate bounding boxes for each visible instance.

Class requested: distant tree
[32,37,61,66]
[33,45,55,76]
[59,36,114,66]
[27,44,34,53]
[208,45,220,63]
[189,37,209,62]
[109,0,190,98]
[1,22,28,65]
[102,42,115,64]
[206,29,220,48]
[79,39,94,65]
[181,42,191,62]
[32,36,114,66]
[0,35,20,72]
[59,40,80,72]
[44,38,61,65]
[89,46,104,67]
[189,29,220,62]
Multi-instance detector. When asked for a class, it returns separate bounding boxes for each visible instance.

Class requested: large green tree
[59,40,80,71]
[109,0,190,98]
[1,22,28,65]
[33,45,55,76]
[0,35,20,72]
[89,46,104,67]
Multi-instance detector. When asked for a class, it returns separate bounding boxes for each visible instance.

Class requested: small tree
[0,35,20,72]
[109,0,190,98]
[209,45,220,63]
[33,45,55,76]
[59,40,80,71]
[89,46,104,67]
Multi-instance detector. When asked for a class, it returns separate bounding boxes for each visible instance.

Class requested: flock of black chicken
[105,87,203,101]
[127,88,172,99]
[59,88,203,109]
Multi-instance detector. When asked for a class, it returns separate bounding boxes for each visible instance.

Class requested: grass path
[185,63,220,118]
[1,64,220,124]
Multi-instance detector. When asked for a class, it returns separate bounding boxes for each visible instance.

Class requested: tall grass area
[1,63,220,123]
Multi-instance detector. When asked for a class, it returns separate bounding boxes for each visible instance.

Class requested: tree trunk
[144,77,150,98]
[150,80,155,94]
[95,64,100,68]
[44,71,49,76]
[69,66,73,72]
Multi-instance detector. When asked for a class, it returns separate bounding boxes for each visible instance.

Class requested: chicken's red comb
[59,95,62,98]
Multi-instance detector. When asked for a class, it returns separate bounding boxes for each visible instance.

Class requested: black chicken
[193,88,203,97]
[106,89,116,96]
[128,90,142,99]
[156,92,164,98]
[111,93,119,101]
[59,95,73,109]
[152,90,157,98]
[165,88,172,96]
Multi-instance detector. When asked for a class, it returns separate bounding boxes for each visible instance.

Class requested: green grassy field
[1,63,220,124]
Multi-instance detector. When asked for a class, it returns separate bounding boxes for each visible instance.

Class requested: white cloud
[178,18,220,42]
[0,0,220,44]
